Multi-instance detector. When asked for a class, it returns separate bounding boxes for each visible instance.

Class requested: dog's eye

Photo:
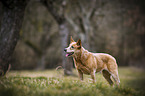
[71,46,74,48]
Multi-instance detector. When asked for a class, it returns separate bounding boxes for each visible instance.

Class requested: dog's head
[64,36,82,57]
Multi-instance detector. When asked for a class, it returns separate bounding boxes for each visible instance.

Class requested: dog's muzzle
[64,48,74,57]
[65,52,74,57]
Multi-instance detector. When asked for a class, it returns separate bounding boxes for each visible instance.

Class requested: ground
[0,67,145,96]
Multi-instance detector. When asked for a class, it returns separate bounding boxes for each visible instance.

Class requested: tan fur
[65,37,120,86]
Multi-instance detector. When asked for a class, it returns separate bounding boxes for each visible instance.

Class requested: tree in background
[66,0,98,50]
[122,0,145,67]
[21,1,57,70]
[41,0,73,75]
[0,0,29,76]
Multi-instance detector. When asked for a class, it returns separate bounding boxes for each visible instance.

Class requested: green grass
[0,67,145,96]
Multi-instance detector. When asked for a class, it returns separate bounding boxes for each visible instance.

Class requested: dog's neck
[73,47,89,62]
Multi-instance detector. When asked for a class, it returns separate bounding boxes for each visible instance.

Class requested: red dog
[64,37,120,86]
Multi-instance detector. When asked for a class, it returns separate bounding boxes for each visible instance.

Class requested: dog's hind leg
[102,70,114,86]
[111,70,120,86]
[107,60,120,86]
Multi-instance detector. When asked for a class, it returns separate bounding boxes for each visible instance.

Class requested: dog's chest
[73,56,91,75]
[77,63,91,75]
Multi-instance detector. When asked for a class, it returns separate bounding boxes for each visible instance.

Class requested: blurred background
[0,0,144,71]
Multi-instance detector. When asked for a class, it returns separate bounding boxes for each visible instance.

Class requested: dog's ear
[76,39,81,49]
[70,36,75,43]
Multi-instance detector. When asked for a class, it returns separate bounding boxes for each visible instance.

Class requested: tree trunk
[59,22,73,75]
[83,18,90,50]
[41,0,73,75]
[36,54,46,70]
[0,0,28,76]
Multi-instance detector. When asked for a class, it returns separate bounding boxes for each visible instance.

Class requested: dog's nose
[64,48,67,52]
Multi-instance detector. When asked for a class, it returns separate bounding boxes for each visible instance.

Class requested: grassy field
[0,67,145,96]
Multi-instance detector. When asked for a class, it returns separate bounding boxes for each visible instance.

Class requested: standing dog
[64,37,120,86]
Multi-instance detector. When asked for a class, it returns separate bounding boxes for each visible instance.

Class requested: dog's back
[93,53,117,72]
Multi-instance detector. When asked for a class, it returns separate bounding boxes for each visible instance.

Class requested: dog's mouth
[65,52,74,57]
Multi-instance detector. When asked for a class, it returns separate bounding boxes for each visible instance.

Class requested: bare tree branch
[40,0,65,24]
[87,0,97,19]
[65,15,79,33]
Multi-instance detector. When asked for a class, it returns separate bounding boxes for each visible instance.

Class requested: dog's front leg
[78,70,83,81]
[91,71,96,83]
